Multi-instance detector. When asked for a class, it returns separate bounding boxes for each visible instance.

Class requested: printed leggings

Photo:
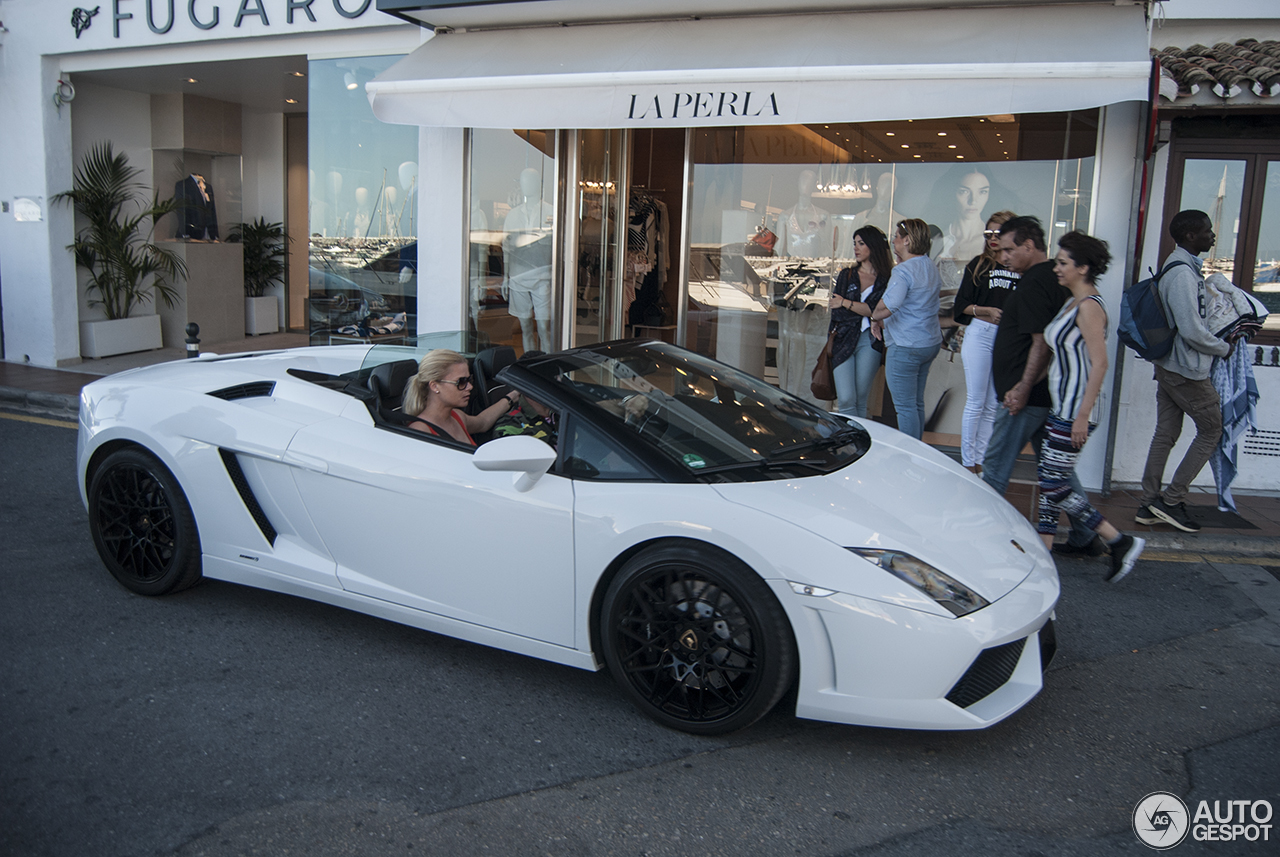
[1037,415,1105,536]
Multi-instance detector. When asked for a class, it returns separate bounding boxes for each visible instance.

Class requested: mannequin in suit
[174,174,219,241]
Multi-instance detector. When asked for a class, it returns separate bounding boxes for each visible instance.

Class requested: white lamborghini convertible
[77,338,1059,735]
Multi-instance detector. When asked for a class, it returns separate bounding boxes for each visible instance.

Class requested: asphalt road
[2,411,1277,857]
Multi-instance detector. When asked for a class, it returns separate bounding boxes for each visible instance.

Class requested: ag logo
[1134,791,1190,849]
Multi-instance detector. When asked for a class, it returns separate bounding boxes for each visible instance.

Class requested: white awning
[368,5,1153,129]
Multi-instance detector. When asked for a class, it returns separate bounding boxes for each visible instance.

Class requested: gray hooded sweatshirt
[1153,245,1230,381]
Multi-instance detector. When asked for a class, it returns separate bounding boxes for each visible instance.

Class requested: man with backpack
[1135,209,1232,533]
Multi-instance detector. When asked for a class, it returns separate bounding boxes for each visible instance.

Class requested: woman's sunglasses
[438,376,474,390]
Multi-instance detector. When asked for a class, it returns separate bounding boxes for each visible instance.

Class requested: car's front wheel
[88,448,202,596]
[600,543,796,735]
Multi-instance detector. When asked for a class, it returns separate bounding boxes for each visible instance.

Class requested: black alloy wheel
[88,448,202,596]
[600,543,796,735]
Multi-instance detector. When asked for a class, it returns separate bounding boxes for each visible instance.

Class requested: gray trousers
[1140,365,1223,506]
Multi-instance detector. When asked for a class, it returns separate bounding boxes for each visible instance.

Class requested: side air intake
[218,449,278,546]
[208,381,276,401]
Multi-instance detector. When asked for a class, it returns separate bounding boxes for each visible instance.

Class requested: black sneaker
[1133,504,1161,526]
[1150,499,1202,533]
[1053,535,1108,557]
[1106,534,1145,583]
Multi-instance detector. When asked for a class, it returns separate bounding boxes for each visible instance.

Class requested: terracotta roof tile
[1154,39,1280,104]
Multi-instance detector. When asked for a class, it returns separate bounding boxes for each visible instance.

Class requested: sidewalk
[4,336,1278,561]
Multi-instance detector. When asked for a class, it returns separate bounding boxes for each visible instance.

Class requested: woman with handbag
[872,219,943,440]
[825,226,892,417]
[951,209,1018,472]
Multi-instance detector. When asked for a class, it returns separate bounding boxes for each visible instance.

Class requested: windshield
[524,341,868,476]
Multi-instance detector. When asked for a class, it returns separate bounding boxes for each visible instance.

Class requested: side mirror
[472,434,557,492]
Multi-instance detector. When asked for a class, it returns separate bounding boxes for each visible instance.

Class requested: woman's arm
[953,258,981,324]
[461,391,520,434]
[1069,299,1110,449]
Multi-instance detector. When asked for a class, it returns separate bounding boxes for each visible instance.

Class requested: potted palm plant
[56,142,187,358]
[228,218,287,335]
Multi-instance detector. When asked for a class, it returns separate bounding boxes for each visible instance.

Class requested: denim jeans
[885,342,940,439]
[833,333,881,417]
[983,403,1095,547]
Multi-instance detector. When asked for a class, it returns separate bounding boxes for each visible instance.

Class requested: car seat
[468,345,517,415]
[367,359,419,423]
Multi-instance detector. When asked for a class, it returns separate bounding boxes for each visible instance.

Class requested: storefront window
[1254,160,1280,326]
[683,113,1097,435]
[308,56,419,345]
[467,129,557,355]
[1177,158,1247,285]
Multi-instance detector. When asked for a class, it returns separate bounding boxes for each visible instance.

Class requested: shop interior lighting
[285,98,298,104]
[289,71,306,77]
[344,72,358,90]
[184,77,198,84]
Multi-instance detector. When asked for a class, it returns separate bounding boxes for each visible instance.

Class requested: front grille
[946,637,1027,709]
[208,381,276,401]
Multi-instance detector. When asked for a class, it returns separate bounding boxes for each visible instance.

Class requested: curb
[0,385,79,419]
[1140,531,1280,561]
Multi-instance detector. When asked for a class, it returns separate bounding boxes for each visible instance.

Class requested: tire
[600,543,796,735]
[88,448,202,596]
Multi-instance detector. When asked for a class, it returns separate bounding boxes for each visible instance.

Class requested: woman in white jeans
[951,210,1018,472]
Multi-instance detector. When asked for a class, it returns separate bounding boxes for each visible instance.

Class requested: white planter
[79,314,163,359]
[245,295,279,335]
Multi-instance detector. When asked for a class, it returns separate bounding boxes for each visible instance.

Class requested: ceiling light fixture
[285,98,299,104]
[344,71,358,90]
[184,77,198,84]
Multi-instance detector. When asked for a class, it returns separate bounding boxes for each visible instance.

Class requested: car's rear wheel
[88,448,202,596]
[600,543,796,735]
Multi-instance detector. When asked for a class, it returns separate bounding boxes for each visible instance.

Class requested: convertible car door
[283,416,575,647]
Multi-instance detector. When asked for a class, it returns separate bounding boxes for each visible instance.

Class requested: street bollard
[185,323,200,358]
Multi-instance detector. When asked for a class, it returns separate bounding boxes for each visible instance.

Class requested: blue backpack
[1118,260,1190,360]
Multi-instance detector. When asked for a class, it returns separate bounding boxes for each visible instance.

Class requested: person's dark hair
[896,218,933,257]
[998,215,1047,251]
[852,225,893,283]
[1169,209,1211,244]
[1057,231,1112,284]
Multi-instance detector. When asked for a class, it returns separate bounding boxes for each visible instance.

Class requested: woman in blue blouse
[826,226,892,417]
[872,219,943,439]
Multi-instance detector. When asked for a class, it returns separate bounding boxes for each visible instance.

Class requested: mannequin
[174,174,218,240]
[774,169,831,259]
[502,167,554,352]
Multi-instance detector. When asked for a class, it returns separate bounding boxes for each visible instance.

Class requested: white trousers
[959,318,999,467]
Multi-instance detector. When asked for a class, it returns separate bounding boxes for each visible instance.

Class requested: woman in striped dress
[1039,232,1144,582]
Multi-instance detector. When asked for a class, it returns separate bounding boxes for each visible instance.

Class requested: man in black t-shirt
[982,217,1101,556]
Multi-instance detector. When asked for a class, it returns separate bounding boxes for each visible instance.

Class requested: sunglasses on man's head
[438,376,474,389]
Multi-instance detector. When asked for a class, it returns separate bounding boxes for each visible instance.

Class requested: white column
[415,126,466,335]
[1077,100,1143,490]
[0,45,79,367]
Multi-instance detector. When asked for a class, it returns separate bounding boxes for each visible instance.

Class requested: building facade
[2,0,1277,493]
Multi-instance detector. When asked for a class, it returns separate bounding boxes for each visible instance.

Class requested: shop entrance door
[564,129,686,349]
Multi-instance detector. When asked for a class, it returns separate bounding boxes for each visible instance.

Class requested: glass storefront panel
[308,56,419,345]
[684,114,1097,435]
[1177,158,1247,285]
[573,129,626,348]
[1252,159,1280,329]
[467,129,557,355]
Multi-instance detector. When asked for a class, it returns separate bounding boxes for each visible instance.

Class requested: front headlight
[848,548,989,617]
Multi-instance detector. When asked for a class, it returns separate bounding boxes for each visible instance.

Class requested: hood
[713,421,1048,602]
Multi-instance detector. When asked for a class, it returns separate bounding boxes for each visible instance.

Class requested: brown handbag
[810,331,837,401]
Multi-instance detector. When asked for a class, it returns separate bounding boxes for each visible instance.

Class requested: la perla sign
[76,0,374,39]
[626,91,781,122]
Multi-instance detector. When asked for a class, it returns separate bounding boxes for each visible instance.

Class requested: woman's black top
[952,256,1021,324]
[829,264,888,368]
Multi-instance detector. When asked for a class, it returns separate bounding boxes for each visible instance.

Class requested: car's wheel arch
[586,536,798,672]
